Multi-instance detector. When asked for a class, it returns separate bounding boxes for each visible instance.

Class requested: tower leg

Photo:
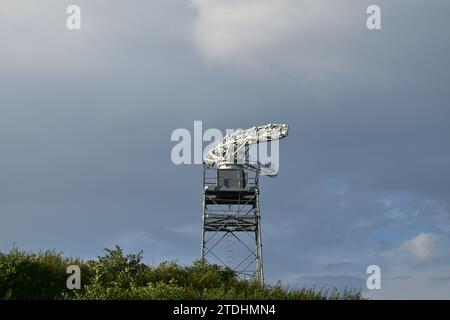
[255,189,264,284]
[200,189,206,260]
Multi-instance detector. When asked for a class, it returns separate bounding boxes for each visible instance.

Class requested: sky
[1,0,450,299]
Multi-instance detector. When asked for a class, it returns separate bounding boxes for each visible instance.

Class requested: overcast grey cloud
[1,0,449,298]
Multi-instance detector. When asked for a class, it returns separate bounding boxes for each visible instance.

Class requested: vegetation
[0,246,363,300]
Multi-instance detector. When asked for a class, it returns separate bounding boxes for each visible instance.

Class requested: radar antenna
[203,123,289,176]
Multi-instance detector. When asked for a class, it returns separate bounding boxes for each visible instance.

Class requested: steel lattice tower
[199,124,289,284]
[201,167,264,282]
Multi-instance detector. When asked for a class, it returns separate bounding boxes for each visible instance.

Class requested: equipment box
[217,169,246,189]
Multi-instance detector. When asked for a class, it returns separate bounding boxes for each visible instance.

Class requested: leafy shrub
[0,246,363,300]
[0,248,90,299]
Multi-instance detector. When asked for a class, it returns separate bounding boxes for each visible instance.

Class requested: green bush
[0,246,363,300]
[0,248,91,300]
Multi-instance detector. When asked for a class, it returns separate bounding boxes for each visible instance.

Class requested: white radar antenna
[203,123,289,176]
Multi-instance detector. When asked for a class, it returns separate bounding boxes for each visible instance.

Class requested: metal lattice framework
[203,123,289,176]
[200,124,288,284]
